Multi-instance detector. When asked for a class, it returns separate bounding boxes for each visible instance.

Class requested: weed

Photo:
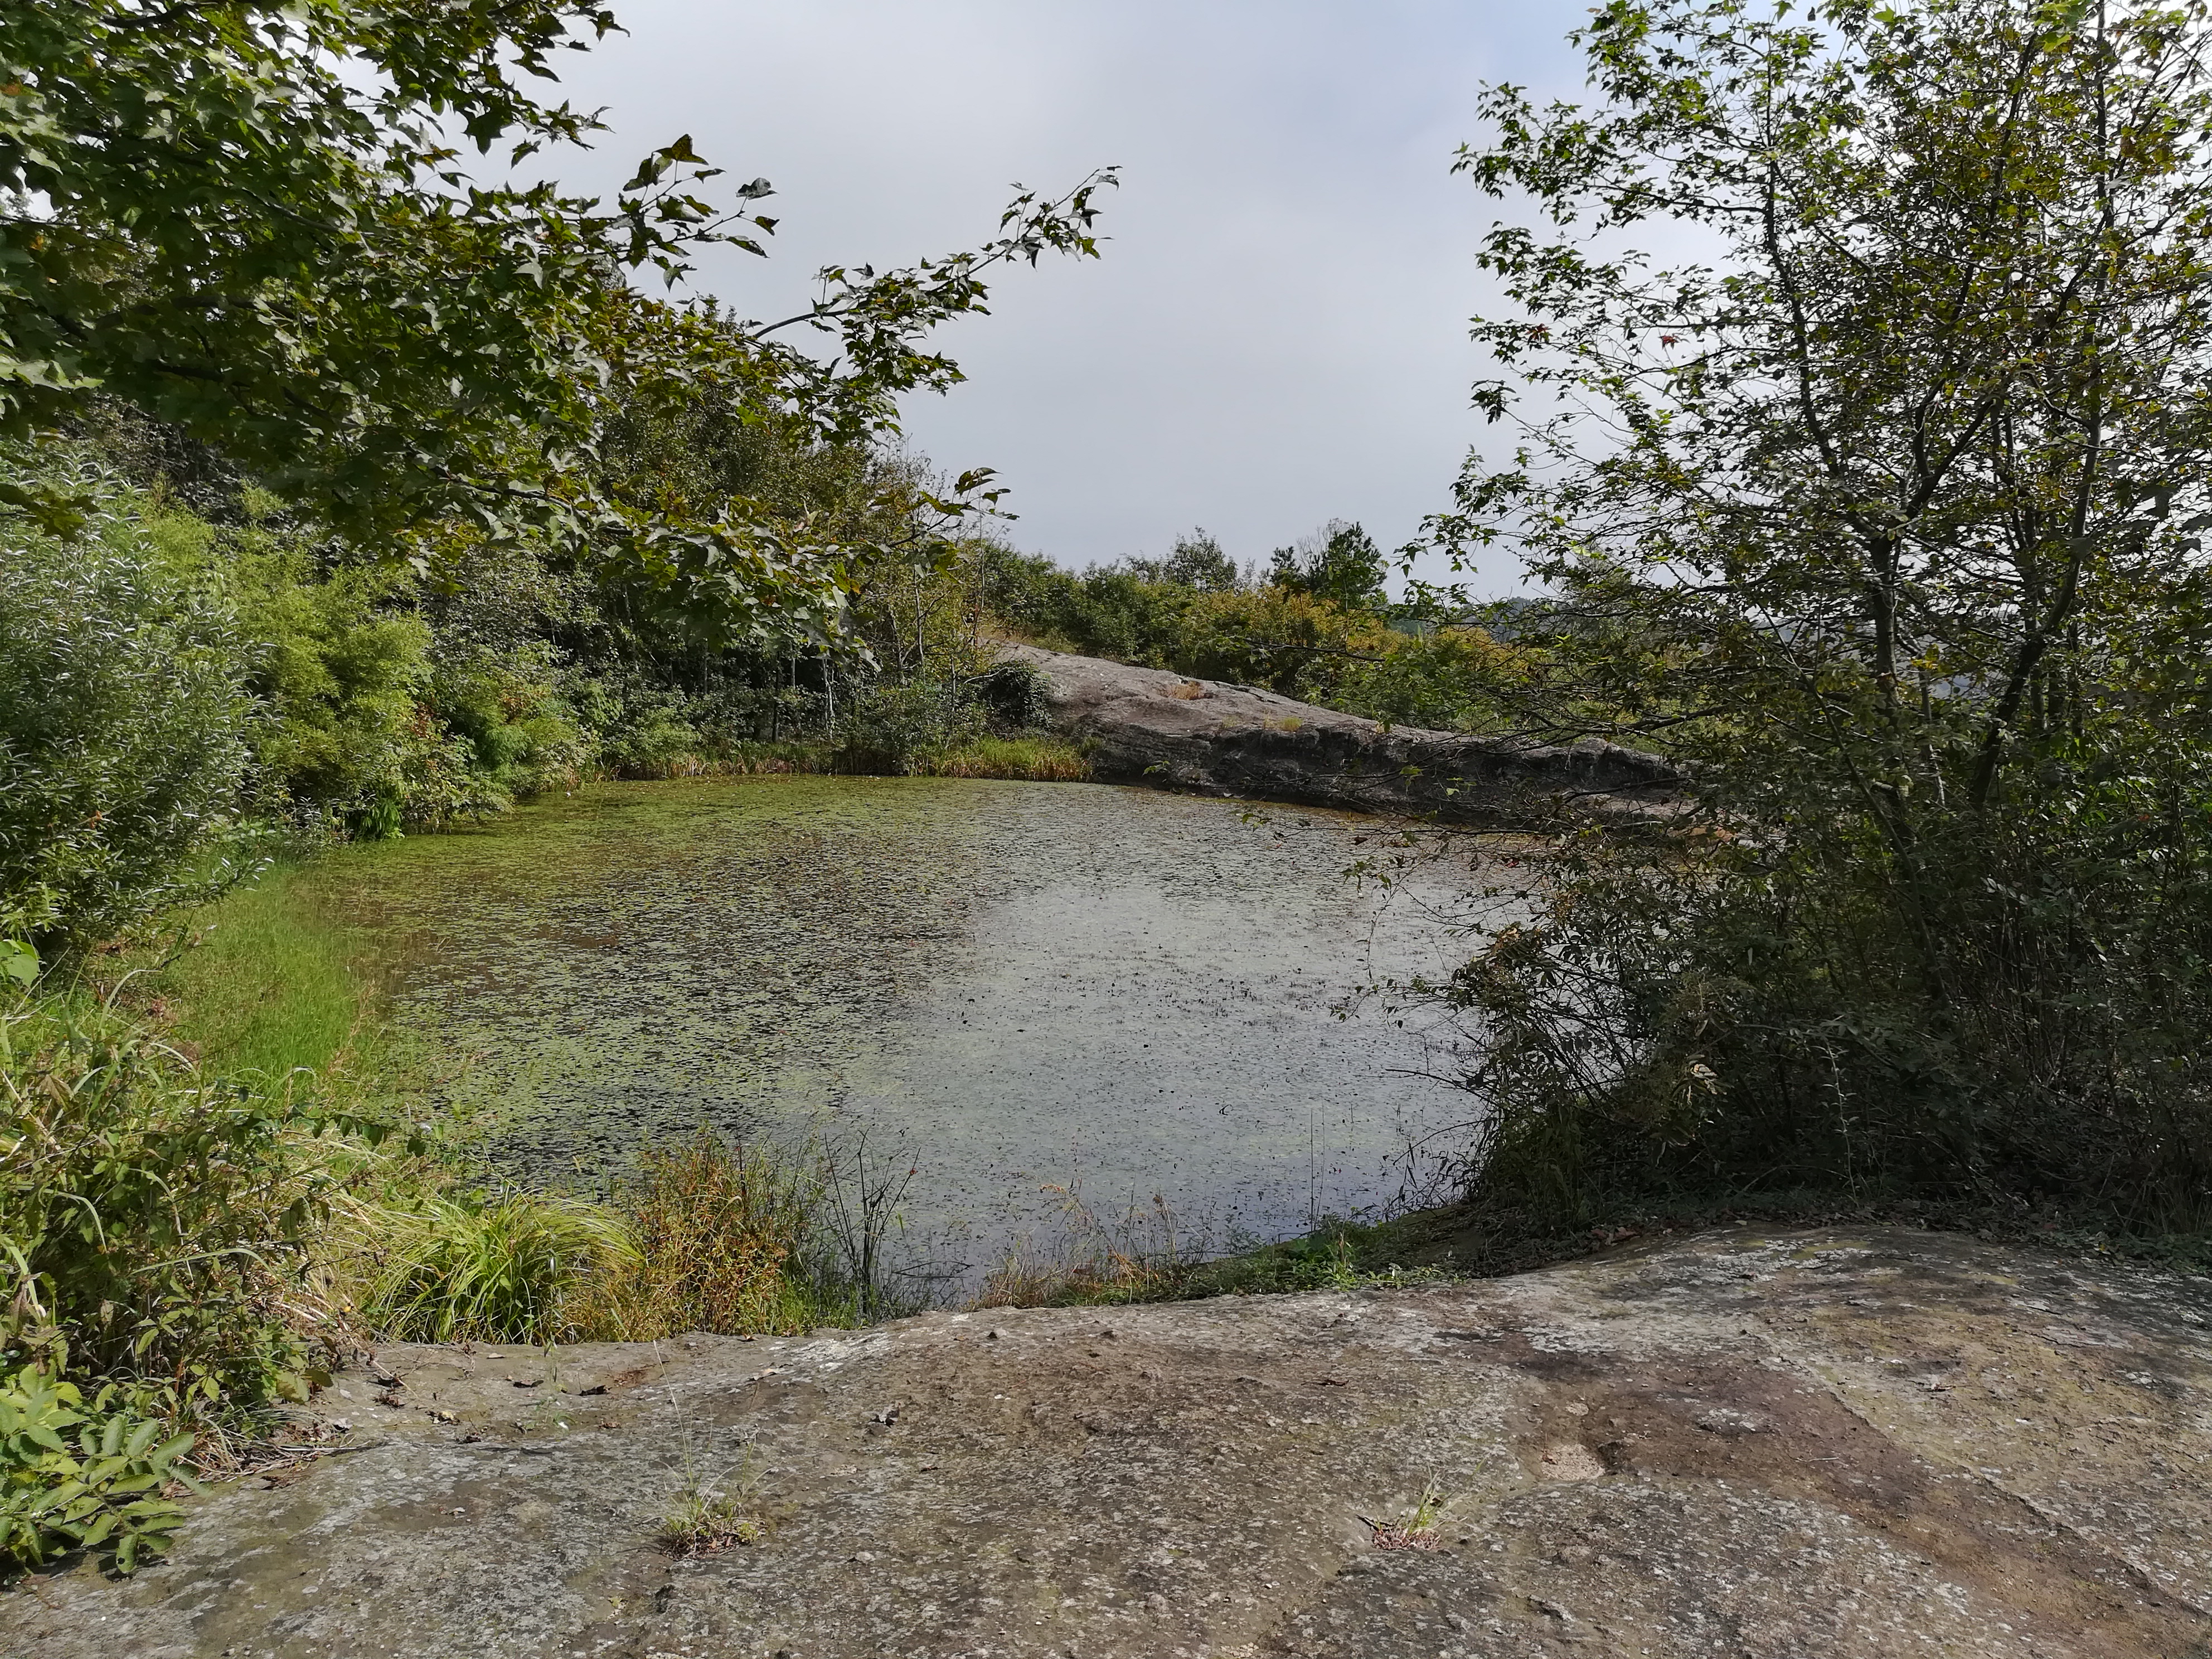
[658,1447,764,1555]
[570,1133,824,1341]
[1361,1482,1450,1551]
[1190,1223,1449,1298]
[0,1366,200,1579]
[1,992,348,1449]
[972,1188,1181,1309]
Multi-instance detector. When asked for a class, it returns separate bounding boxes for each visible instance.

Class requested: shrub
[0,454,252,954]
[0,996,343,1435]
[0,1368,197,1578]
[836,677,988,774]
[425,647,590,816]
[1450,746,2212,1235]
[1325,627,1540,734]
[227,525,442,837]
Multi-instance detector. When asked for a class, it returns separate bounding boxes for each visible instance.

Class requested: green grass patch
[148,860,387,1085]
[596,733,1092,784]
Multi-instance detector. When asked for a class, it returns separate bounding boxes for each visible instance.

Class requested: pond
[300,776,1487,1279]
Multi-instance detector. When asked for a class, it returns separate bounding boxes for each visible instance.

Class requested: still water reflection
[315,777,1483,1270]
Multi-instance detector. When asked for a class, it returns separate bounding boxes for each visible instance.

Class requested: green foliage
[1324,627,1540,733]
[977,538,1532,727]
[1,2,1114,605]
[1427,0,2212,1233]
[1128,527,1241,591]
[836,677,991,774]
[0,1367,197,1578]
[0,452,253,954]
[2,1,631,536]
[0,995,351,1466]
[428,647,590,814]
[228,530,447,835]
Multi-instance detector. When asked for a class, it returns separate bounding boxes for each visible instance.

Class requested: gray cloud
[549,1,1592,593]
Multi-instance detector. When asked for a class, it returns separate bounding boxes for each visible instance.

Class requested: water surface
[305,777,1484,1272]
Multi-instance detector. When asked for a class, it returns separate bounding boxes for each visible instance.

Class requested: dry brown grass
[567,1133,823,1340]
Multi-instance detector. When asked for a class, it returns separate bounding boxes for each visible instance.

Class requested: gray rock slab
[1003,643,1680,821]
[13,1227,2211,1657]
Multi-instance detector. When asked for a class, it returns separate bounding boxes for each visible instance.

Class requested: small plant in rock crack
[1361,1482,1449,1551]
[658,1447,765,1555]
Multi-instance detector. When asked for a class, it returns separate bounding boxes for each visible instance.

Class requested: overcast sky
[547,2,1595,594]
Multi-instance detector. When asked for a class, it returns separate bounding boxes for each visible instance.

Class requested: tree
[0,2,1113,634]
[1159,528,1241,591]
[1428,0,2212,1228]
[1268,520,1386,609]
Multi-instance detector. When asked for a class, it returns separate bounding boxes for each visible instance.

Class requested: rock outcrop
[17,1227,2211,1657]
[1002,642,1680,821]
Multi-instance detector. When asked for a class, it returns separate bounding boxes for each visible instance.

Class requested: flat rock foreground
[15,1229,2211,1659]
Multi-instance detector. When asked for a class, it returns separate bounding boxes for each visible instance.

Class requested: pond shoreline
[177,775,1490,1279]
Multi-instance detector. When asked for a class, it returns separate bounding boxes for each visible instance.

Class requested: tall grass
[919,737,1090,782]
[347,1194,636,1345]
[973,1187,1182,1308]
[570,1134,831,1340]
[341,1132,913,1346]
[599,735,1091,785]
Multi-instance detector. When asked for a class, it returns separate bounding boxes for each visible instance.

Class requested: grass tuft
[1362,1482,1451,1551]
[657,1448,765,1554]
[348,1192,635,1345]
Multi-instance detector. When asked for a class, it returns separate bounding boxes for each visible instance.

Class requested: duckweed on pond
[224,776,1486,1274]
